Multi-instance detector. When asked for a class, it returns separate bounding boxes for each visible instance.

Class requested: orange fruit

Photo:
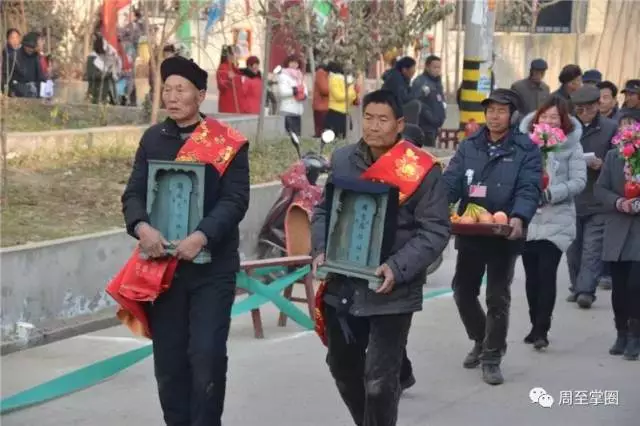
[459,215,476,224]
[493,211,509,225]
[478,213,494,224]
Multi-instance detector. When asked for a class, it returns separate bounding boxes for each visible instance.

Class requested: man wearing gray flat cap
[565,85,618,309]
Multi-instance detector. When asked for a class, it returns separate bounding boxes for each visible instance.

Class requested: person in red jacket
[216,45,243,113]
[240,55,263,114]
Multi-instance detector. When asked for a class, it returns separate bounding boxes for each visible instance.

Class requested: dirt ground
[0,139,348,247]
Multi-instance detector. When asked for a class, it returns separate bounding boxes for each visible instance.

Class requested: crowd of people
[308,60,639,425]
[1,28,51,98]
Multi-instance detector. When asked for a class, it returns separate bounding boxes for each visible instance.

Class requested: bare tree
[140,0,203,124]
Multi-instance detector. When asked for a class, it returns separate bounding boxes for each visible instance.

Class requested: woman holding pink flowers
[595,121,640,361]
[519,96,587,350]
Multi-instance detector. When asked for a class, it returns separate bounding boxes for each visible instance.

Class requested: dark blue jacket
[381,68,413,107]
[442,127,542,248]
[410,72,446,137]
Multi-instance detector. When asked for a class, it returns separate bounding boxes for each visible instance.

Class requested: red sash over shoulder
[106,117,248,339]
[314,140,437,346]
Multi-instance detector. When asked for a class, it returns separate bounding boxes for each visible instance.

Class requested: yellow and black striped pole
[458,0,497,141]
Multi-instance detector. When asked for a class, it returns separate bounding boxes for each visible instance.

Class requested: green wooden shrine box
[146,160,211,264]
[316,177,399,290]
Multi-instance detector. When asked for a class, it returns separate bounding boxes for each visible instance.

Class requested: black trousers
[284,114,302,135]
[522,240,563,335]
[452,249,517,363]
[324,109,349,139]
[149,263,236,426]
[610,261,640,332]
[324,304,412,426]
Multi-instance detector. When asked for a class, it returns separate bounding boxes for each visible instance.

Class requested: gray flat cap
[571,85,601,105]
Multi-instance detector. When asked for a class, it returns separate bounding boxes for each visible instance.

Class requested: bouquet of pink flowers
[611,122,640,198]
[529,123,568,190]
[529,123,567,157]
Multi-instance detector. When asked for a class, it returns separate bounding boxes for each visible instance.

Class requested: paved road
[2,247,638,426]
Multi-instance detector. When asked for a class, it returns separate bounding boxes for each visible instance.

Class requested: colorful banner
[102,0,132,54]
[177,0,193,51]
[203,0,228,40]
[312,0,332,30]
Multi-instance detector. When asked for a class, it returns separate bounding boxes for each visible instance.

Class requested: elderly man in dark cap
[5,31,45,97]
[565,85,618,309]
[443,88,542,385]
[511,58,550,116]
[115,56,250,426]
[614,79,640,121]
[552,64,583,113]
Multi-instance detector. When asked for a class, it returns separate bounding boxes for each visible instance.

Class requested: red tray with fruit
[450,204,513,237]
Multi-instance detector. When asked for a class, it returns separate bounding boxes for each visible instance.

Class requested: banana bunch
[462,203,489,220]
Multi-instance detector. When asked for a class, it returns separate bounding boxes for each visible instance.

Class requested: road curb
[1,310,119,356]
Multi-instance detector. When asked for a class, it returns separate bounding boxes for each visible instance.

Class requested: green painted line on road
[0,285,458,415]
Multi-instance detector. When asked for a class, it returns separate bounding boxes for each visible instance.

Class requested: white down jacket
[520,113,587,251]
[277,69,307,116]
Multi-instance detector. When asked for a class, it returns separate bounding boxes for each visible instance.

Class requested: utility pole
[458,0,496,140]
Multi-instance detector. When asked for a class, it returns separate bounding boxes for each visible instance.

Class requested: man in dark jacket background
[311,89,450,426]
[566,85,618,309]
[598,80,619,120]
[614,79,640,121]
[442,88,542,386]
[410,55,446,147]
[381,56,416,108]
[510,58,550,116]
[552,64,583,113]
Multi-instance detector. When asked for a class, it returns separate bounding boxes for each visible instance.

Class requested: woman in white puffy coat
[519,95,587,350]
[277,55,307,135]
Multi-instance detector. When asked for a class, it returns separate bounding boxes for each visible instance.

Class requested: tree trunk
[256,15,273,144]
[0,94,8,207]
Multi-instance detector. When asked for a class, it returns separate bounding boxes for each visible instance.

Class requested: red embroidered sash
[106,117,248,339]
[314,140,437,346]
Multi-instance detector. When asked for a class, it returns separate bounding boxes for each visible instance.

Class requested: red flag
[102,0,131,57]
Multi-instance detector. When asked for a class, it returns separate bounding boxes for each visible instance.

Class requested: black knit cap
[161,56,208,90]
[22,31,40,48]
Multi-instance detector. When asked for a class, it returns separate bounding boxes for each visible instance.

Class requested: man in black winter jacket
[120,56,249,426]
[442,88,542,386]
[410,55,447,147]
[381,56,416,107]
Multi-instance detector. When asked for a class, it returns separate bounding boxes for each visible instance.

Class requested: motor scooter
[256,129,335,259]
